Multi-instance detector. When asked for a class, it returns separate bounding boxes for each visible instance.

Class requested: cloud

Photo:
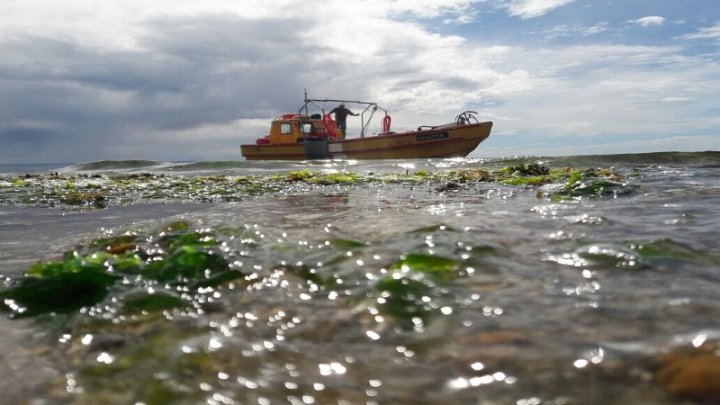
[504,0,576,19]
[661,97,693,103]
[630,16,666,27]
[383,0,482,21]
[0,1,719,163]
[541,22,609,39]
[682,22,720,40]
[481,43,720,156]
[0,0,524,163]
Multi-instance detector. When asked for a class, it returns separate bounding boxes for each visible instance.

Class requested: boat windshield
[299,122,314,134]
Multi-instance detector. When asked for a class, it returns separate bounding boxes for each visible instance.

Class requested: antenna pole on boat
[301,88,312,116]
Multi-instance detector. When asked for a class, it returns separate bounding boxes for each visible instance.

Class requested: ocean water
[0,152,719,404]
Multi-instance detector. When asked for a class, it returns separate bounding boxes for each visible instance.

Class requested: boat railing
[299,95,389,138]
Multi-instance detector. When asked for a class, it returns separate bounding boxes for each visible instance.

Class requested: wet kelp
[0,220,241,319]
[0,164,631,209]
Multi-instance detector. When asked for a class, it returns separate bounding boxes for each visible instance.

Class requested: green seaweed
[122,291,185,312]
[329,238,368,249]
[500,175,551,186]
[142,246,231,284]
[0,163,630,209]
[390,253,459,281]
[630,238,716,268]
[470,244,499,255]
[632,239,699,261]
[370,253,461,327]
[88,234,139,251]
[557,179,625,198]
[314,172,362,184]
[25,253,94,278]
[1,269,118,318]
[0,220,241,319]
[558,238,717,272]
[501,162,550,176]
[409,224,459,233]
[11,178,30,187]
[282,263,331,288]
[443,168,492,182]
[281,170,363,185]
[574,244,645,269]
[374,275,437,323]
[284,170,315,182]
[553,168,632,199]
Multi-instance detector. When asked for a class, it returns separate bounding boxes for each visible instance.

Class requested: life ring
[382,115,392,133]
[323,114,338,139]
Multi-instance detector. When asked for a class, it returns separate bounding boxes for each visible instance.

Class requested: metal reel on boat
[455,111,480,125]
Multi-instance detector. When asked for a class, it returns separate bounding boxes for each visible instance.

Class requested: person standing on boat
[329,103,358,139]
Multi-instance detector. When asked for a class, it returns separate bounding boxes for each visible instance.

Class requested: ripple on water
[546,243,645,270]
[1,158,719,404]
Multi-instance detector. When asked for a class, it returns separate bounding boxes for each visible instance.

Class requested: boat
[240,95,492,160]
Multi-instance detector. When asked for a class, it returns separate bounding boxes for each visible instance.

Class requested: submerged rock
[655,343,720,401]
[434,182,462,193]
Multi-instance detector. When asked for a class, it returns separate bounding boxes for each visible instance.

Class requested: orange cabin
[258,114,339,145]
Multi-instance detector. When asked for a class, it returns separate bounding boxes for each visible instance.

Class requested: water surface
[1,152,719,404]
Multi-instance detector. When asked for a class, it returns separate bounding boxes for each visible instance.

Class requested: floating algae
[546,238,717,271]
[554,168,632,199]
[390,253,459,281]
[370,253,460,328]
[0,220,242,319]
[1,259,118,317]
[0,164,630,209]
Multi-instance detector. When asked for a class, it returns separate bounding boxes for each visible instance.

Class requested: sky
[1,0,720,163]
